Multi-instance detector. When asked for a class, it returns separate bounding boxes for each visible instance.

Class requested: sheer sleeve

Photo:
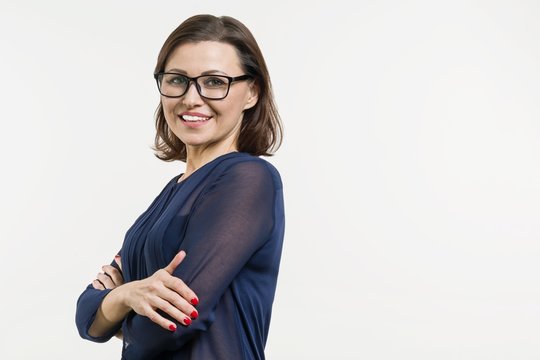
[75,256,123,342]
[121,160,280,359]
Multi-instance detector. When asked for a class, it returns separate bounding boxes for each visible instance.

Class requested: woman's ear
[243,82,259,111]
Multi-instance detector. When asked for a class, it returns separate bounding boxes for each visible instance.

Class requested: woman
[75,14,284,360]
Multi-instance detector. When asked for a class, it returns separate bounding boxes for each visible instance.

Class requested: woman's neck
[180,144,238,182]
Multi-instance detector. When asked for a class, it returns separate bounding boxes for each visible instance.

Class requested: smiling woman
[152,15,282,164]
[159,41,259,163]
[75,14,284,360]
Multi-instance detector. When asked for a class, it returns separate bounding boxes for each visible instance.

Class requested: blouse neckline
[173,151,245,185]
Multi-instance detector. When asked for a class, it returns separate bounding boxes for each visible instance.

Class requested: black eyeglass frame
[153,72,252,100]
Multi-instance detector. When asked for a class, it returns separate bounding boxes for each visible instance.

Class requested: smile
[180,114,211,122]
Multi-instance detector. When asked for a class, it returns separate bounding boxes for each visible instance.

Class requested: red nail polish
[190,298,199,306]
[184,317,192,326]
[169,324,176,332]
[190,311,198,319]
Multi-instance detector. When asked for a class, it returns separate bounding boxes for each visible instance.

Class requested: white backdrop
[1,1,539,359]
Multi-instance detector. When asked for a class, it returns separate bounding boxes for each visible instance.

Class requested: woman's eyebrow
[164,68,228,75]
[201,70,227,75]
[164,68,187,74]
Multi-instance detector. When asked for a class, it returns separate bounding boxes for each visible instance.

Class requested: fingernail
[115,255,120,259]
[169,324,176,332]
[184,317,192,326]
[190,311,198,319]
[190,298,199,306]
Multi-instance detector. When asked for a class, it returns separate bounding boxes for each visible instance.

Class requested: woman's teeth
[181,115,210,122]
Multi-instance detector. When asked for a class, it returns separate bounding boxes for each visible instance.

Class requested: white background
[1,1,539,359]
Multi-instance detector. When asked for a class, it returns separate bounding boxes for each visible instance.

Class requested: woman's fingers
[144,306,180,332]
[164,275,199,309]
[160,285,199,321]
[131,295,191,332]
[92,255,124,291]
[162,250,199,305]
[114,255,122,271]
[137,275,198,321]
[120,251,199,330]
[153,296,194,326]
[164,250,186,274]
[92,279,105,290]
[102,265,124,286]
[96,272,116,289]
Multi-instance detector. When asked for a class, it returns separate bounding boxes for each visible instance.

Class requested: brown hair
[152,14,283,162]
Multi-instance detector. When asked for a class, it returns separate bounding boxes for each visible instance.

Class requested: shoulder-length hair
[152,14,283,162]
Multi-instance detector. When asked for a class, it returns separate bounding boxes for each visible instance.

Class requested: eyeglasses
[154,72,252,100]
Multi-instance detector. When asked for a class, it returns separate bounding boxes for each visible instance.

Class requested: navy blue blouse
[76,152,285,359]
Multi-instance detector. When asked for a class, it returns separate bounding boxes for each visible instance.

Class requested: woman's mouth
[181,114,210,122]
[179,113,212,128]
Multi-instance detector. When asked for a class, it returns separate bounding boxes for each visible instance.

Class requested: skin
[88,41,259,338]
[162,41,258,181]
[92,256,125,339]
[89,251,198,337]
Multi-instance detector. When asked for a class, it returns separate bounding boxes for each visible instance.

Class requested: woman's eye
[203,77,227,87]
[166,75,188,86]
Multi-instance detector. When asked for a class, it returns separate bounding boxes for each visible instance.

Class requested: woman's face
[161,41,258,155]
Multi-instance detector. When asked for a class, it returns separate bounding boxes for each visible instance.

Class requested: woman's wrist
[104,282,134,319]
[88,283,134,338]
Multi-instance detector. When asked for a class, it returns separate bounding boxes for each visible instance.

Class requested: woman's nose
[182,81,204,107]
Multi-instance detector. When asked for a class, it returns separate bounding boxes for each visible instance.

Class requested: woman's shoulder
[222,153,283,189]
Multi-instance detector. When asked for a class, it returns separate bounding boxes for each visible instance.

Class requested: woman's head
[153,14,282,161]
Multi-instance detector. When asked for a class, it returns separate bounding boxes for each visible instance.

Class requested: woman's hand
[122,251,199,332]
[93,255,124,290]
[92,255,125,339]
[90,251,198,333]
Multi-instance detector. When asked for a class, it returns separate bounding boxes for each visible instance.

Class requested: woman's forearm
[86,252,198,340]
[88,283,134,338]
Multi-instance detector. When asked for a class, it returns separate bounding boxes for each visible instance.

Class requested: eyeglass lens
[158,74,230,99]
